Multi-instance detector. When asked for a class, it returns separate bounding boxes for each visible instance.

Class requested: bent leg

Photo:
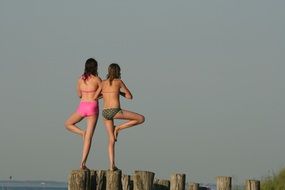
[113,110,145,139]
[80,114,98,169]
[104,119,117,170]
[64,112,84,137]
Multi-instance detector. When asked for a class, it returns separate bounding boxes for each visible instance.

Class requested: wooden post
[188,182,199,190]
[133,170,155,190]
[68,169,91,190]
[130,175,134,190]
[106,170,122,190]
[122,175,132,190]
[170,173,186,190]
[153,179,170,190]
[90,170,96,190]
[216,176,231,190]
[96,170,107,190]
[245,180,260,190]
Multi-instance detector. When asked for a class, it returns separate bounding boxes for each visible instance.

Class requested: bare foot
[110,165,119,171]
[114,126,119,142]
[80,165,90,170]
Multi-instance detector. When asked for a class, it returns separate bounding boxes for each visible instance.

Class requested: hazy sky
[0,0,284,184]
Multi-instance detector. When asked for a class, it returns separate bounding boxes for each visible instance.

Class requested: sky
[0,0,285,185]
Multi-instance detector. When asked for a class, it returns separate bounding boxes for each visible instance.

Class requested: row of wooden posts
[68,169,260,190]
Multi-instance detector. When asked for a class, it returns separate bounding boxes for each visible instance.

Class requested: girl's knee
[64,121,71,129]
[138,115,145,124]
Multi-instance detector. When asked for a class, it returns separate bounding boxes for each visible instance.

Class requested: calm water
[0,181,67,190]
[0,188,66,190]
[0,181,217,190]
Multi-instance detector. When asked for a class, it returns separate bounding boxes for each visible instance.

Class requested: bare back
[102,79,132,108]
[77,75,102,101]
[102,79,121,108]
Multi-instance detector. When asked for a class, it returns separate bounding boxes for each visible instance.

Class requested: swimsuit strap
[102,90,118,93]
[81,89,96,93]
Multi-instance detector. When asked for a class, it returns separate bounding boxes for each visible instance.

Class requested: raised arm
[120,80,133,99]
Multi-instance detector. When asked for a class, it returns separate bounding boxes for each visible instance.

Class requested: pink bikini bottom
[76,100,99,117]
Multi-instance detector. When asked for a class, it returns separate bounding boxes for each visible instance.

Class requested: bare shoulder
[89,75,101,83]
[102,79,107,84]
[114,79,123,84]
[77,77,83,84]
[118,79,126,86]
[94,76,102,82]
[102,79,109,87]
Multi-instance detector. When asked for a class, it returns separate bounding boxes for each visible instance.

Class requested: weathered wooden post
[122,175,132,190]
[170,173,186,190]
[133,170,155,190]
[245,179,260,190]
[188,182,199,190]
[130,175,134,190]
[106,169,122,190]
[153,179,170,190]
[90,170,96,190]
[96,170,107,190]
[68,169,91,190]
[216,176,231,190]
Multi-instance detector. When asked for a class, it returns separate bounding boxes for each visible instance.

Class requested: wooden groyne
[68,170,261,190]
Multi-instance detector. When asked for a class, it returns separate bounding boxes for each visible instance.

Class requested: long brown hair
[82,58,98,81]
[106,63,121,85]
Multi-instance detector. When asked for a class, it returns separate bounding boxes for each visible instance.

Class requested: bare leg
[113,110,145,140]
[65,112,84,137]
[80,114,98,169]
[104,119,117,170]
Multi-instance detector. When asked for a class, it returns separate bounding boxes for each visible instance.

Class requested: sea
[0,181,67,190]
[0,180,218,190]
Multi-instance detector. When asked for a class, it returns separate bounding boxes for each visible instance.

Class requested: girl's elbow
[127,95,133,99]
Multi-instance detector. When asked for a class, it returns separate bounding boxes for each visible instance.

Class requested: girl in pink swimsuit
[65,58,102,170]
